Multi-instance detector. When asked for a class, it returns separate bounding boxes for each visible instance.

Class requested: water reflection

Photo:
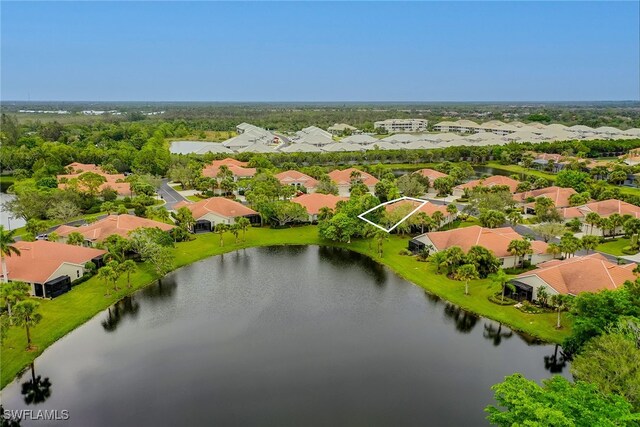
[483,322,514,346]
[443,302,478,333]
[140,276,178,301]
[102,296,141,333]
[20,363,52,406]
[318,246,387,286]
[544,344,568,374]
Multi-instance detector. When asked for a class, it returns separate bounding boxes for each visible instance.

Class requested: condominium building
[374,119,428,133]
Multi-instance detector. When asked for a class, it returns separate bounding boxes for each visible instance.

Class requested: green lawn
[0,225,571,389]
[596,238,633,256]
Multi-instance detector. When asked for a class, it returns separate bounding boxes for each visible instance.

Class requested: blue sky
[1,1,638,102]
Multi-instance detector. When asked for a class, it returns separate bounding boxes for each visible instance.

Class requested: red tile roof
[57,171,131,196]
[559,199,640,220]
[513,186,578,208]
[424,225,548,258]
[55,214,174,242]
[173,197,258,220]
[413,168,448,185]
[1,240,106,284]
[328,168,379,187]
[291,193,348,215]
[517,253,637,296]
[455,176,520,193]
[384,199,449,217]
[275,170,319,188]
[65,162,101,173]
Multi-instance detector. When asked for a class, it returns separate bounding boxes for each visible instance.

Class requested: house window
[77,270,81,278]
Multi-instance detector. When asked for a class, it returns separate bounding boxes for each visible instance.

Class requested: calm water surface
[0,246,569,426]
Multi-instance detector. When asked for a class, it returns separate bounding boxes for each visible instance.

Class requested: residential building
[513,186,577,214]
[384,199,456,228]
[173,197,261,232]
[57,169,132,197]
[275,170,319,192]
[291,193,348,222]
[409,226,551,268]
[512,254,636,302]
[1,240,106,298]
[64,162,102,174]
[328,123,359,135]
[374,119,428,133]
[56,214,175,245]
[202,158,257,180]
[559,199,640,236]
[327,168,379,197]
[413,168,449,189]
[453,175,520,197]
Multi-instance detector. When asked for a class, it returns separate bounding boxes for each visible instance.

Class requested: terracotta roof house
[57,170,132,196]
[513,186,578,213]
[453,175,520,197]
[413,169,449,188]
[409,226,551,268]
[275,170,319,192]
[384,199,456,228]
[291,193,348,222]
[621,148,640,166]
[202,158,257,180]
[328,168,379,197]
[56,214,174,245]
[512,253,637,302]
[173,197,261,232]
[64,162,101,173]
[560,199,640,236]
[0,240,106,298]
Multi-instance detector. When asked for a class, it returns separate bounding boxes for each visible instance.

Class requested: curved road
[157,178,188,210]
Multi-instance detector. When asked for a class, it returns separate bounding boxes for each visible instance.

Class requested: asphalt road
[158,178,188,210]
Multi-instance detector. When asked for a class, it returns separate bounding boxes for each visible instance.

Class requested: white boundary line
[357,196,428,233]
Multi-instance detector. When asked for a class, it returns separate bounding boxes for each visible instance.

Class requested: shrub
[398,249,412,256]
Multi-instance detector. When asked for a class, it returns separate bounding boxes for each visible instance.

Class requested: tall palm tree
[13,300,42,350]
[0,225,21,283]
[374,230,388,257]
[492,270,512,302]
[97,266,114,296]
[119,260,136,288]
[454,263,479,296]
[550,294,570,329]
[235,217,251,242]
[585,212,601,235]
[431,211,445,230]
[214,223,228,247]
[0,281,30,322]
[230,223,240,244]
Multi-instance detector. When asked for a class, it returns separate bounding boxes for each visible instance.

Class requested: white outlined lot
[357,196,427,232]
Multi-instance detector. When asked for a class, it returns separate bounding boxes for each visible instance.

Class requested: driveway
[158,179,188,210]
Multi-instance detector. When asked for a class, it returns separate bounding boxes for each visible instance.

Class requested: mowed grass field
[0,225,571,389]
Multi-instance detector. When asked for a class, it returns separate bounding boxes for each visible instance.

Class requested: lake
[0,246,569,426]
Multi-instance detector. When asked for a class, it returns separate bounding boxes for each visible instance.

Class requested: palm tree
[97,266,114,296]
[154,207,171,223]
[581,235,601,253]
[374,230,388,257]
[507,209,523,226]
[235,217,251,242]
[507,239,532,268]
[230,223,240,244]
[214,223,228,247]
[13,300,42,350]
[66,232,85,246]
[415,212,430,234]
[119,260,136,288]
[585,212,601,235]
[317,207,333,222]
[550,294,570,329]
[444,246,466,275]
[0,225,21,283]
[491,270,512,302]
[107,261,121,291]
[430,251,448,274]
[431,211,445,230]
[446,203,458,218]
[454,264,479,295]
[537,286,549,307]
[0,281,30,322]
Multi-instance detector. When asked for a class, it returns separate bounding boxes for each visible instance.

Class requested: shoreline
[0,225,570,389]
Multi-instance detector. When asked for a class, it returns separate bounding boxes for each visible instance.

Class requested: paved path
[158,179,188,210]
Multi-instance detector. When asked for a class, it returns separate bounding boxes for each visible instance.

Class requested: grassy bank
[0,225,571,389]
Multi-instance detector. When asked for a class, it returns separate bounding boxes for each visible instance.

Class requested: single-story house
[513,186,577,214]
[328,168,379,197]
[202,158,257,181]
[275,170,319,192]
[453,175,520,198]
[384,199,456,228]
[291,193,348,222]
[413,168,449,192]
[57,170,132,197]
[0,240,106,298]
[409,225,551,268]
[559,199,640,236]
[529,153,568,172]
[512,253,637,302]
[173,197,261,232]
[56,214,175,245]
[64,162,102,174]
